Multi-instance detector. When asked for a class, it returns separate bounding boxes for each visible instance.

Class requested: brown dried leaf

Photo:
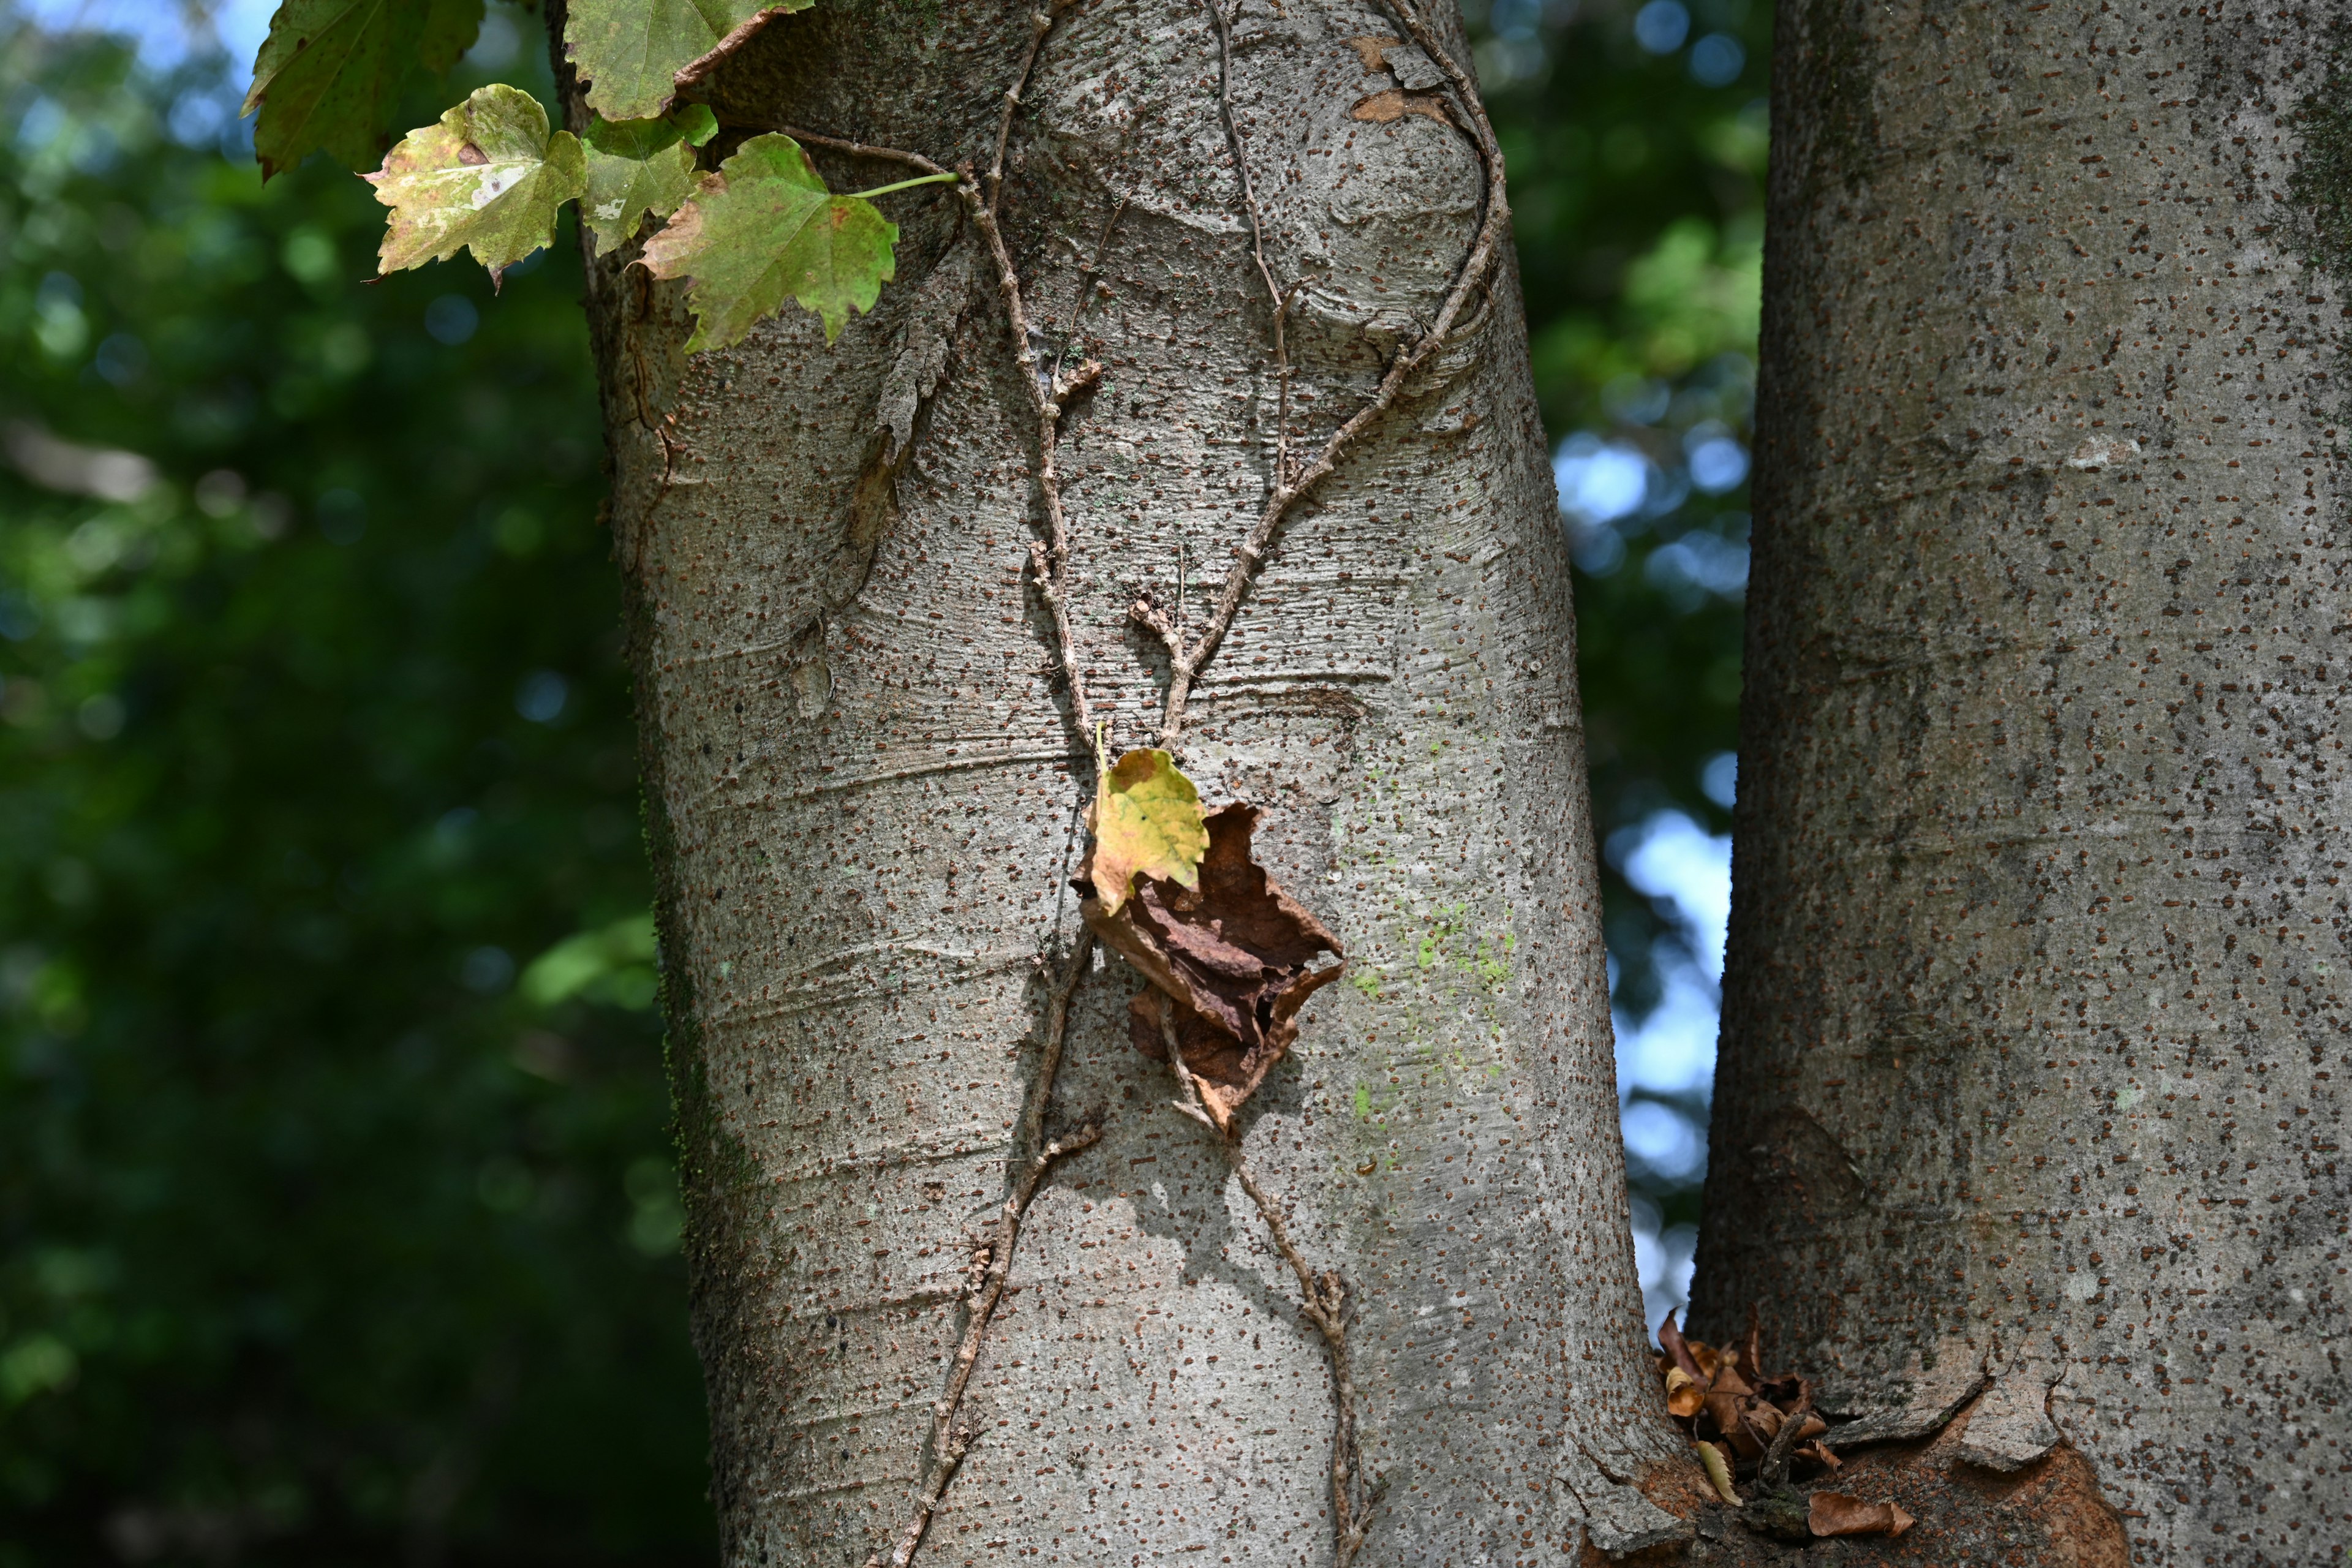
[1741,1302,1766,1384]
[1664,1366,1705,1419]
[1083,804,1343,1132]
[1657,1312,1707,1386]
[1703,1357,1758,1452]
[1795,1441,1842,1472]
[1808,1492,1917,1539]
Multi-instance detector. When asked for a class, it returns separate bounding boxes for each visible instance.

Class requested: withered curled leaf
[1654,1307,1849,1487]
[1807,1492,1916,1539]
[1658,1310,1706,1384]
[1703,1359,1758,1456]
[1662,1365,1705,1419]
[1081,804,1343,1132]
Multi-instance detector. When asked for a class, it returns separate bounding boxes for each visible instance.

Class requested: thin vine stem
[1199,0,1296,489]
[1145,0,1510,747]
[1163,1016,1373,1566]
[845,171,964,200]
[987,0,1076,210]
[870,933,1099,1568]
[963,183,1104,772]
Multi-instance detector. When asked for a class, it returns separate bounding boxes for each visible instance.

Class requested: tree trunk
[1702,0,2352,1555]
[552,2,1686,1562]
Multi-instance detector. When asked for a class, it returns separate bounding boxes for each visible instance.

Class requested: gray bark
[554,1,1683,1562]
[1702,0,2352,1556]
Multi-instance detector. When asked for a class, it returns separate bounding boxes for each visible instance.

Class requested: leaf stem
[844,171,962,200]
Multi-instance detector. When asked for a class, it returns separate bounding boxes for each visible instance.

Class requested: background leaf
[638,133,897,349]
[368,84,586,283]
[564,0,810,122]
[244,0,485,178]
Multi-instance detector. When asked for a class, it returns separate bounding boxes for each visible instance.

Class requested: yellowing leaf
[244,0,484,178]
[367,86,587,285]
[565,0,812,122]
[638,135,899,349]
[581,107,717,257]
[1086,749,1208,916]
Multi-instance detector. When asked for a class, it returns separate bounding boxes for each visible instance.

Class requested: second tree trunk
[1705,0,2352,1554]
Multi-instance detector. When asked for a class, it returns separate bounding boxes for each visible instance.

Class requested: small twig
[1757,1380,1813,1493]
[876,933,1099,1568]
[963,170,1103,770]
[1198,0,1296,489]
[741,123,953,179]
[1153,0,1508,748]
[670,10,783,98]
[1160,1012,1374,1567]
[986,0,1076,214]
[1054,197,1128,388]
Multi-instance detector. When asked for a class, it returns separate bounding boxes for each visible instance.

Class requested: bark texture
[1701,0,2352,1558]
[556,1,1687,1562]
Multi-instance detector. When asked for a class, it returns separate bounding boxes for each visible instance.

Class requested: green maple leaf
[581,105,719,257]
[244,0,486,178]
[367,86,587,285]
[639,134,899,350]
[565,0,813,123]
[1087,750,1209,916]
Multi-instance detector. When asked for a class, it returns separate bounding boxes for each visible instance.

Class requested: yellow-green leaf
[581,107,717,257]
[244,0,485,178]
[1088,750,1208,916]
[565,0,813,123]
[367,86,587,285]
[638,134,898,350]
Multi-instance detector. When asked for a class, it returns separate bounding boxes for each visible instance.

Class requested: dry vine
[873,932,1099,1568]
[796,1,1511,1561]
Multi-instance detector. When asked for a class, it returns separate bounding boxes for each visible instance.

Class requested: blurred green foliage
[0,12,710,1564]
[1473,0,1763,1227]
[0,0,1761,1558]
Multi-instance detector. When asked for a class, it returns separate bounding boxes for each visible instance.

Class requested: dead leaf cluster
[1659,1309,1915,1540]
[1079,799,1343,1133]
